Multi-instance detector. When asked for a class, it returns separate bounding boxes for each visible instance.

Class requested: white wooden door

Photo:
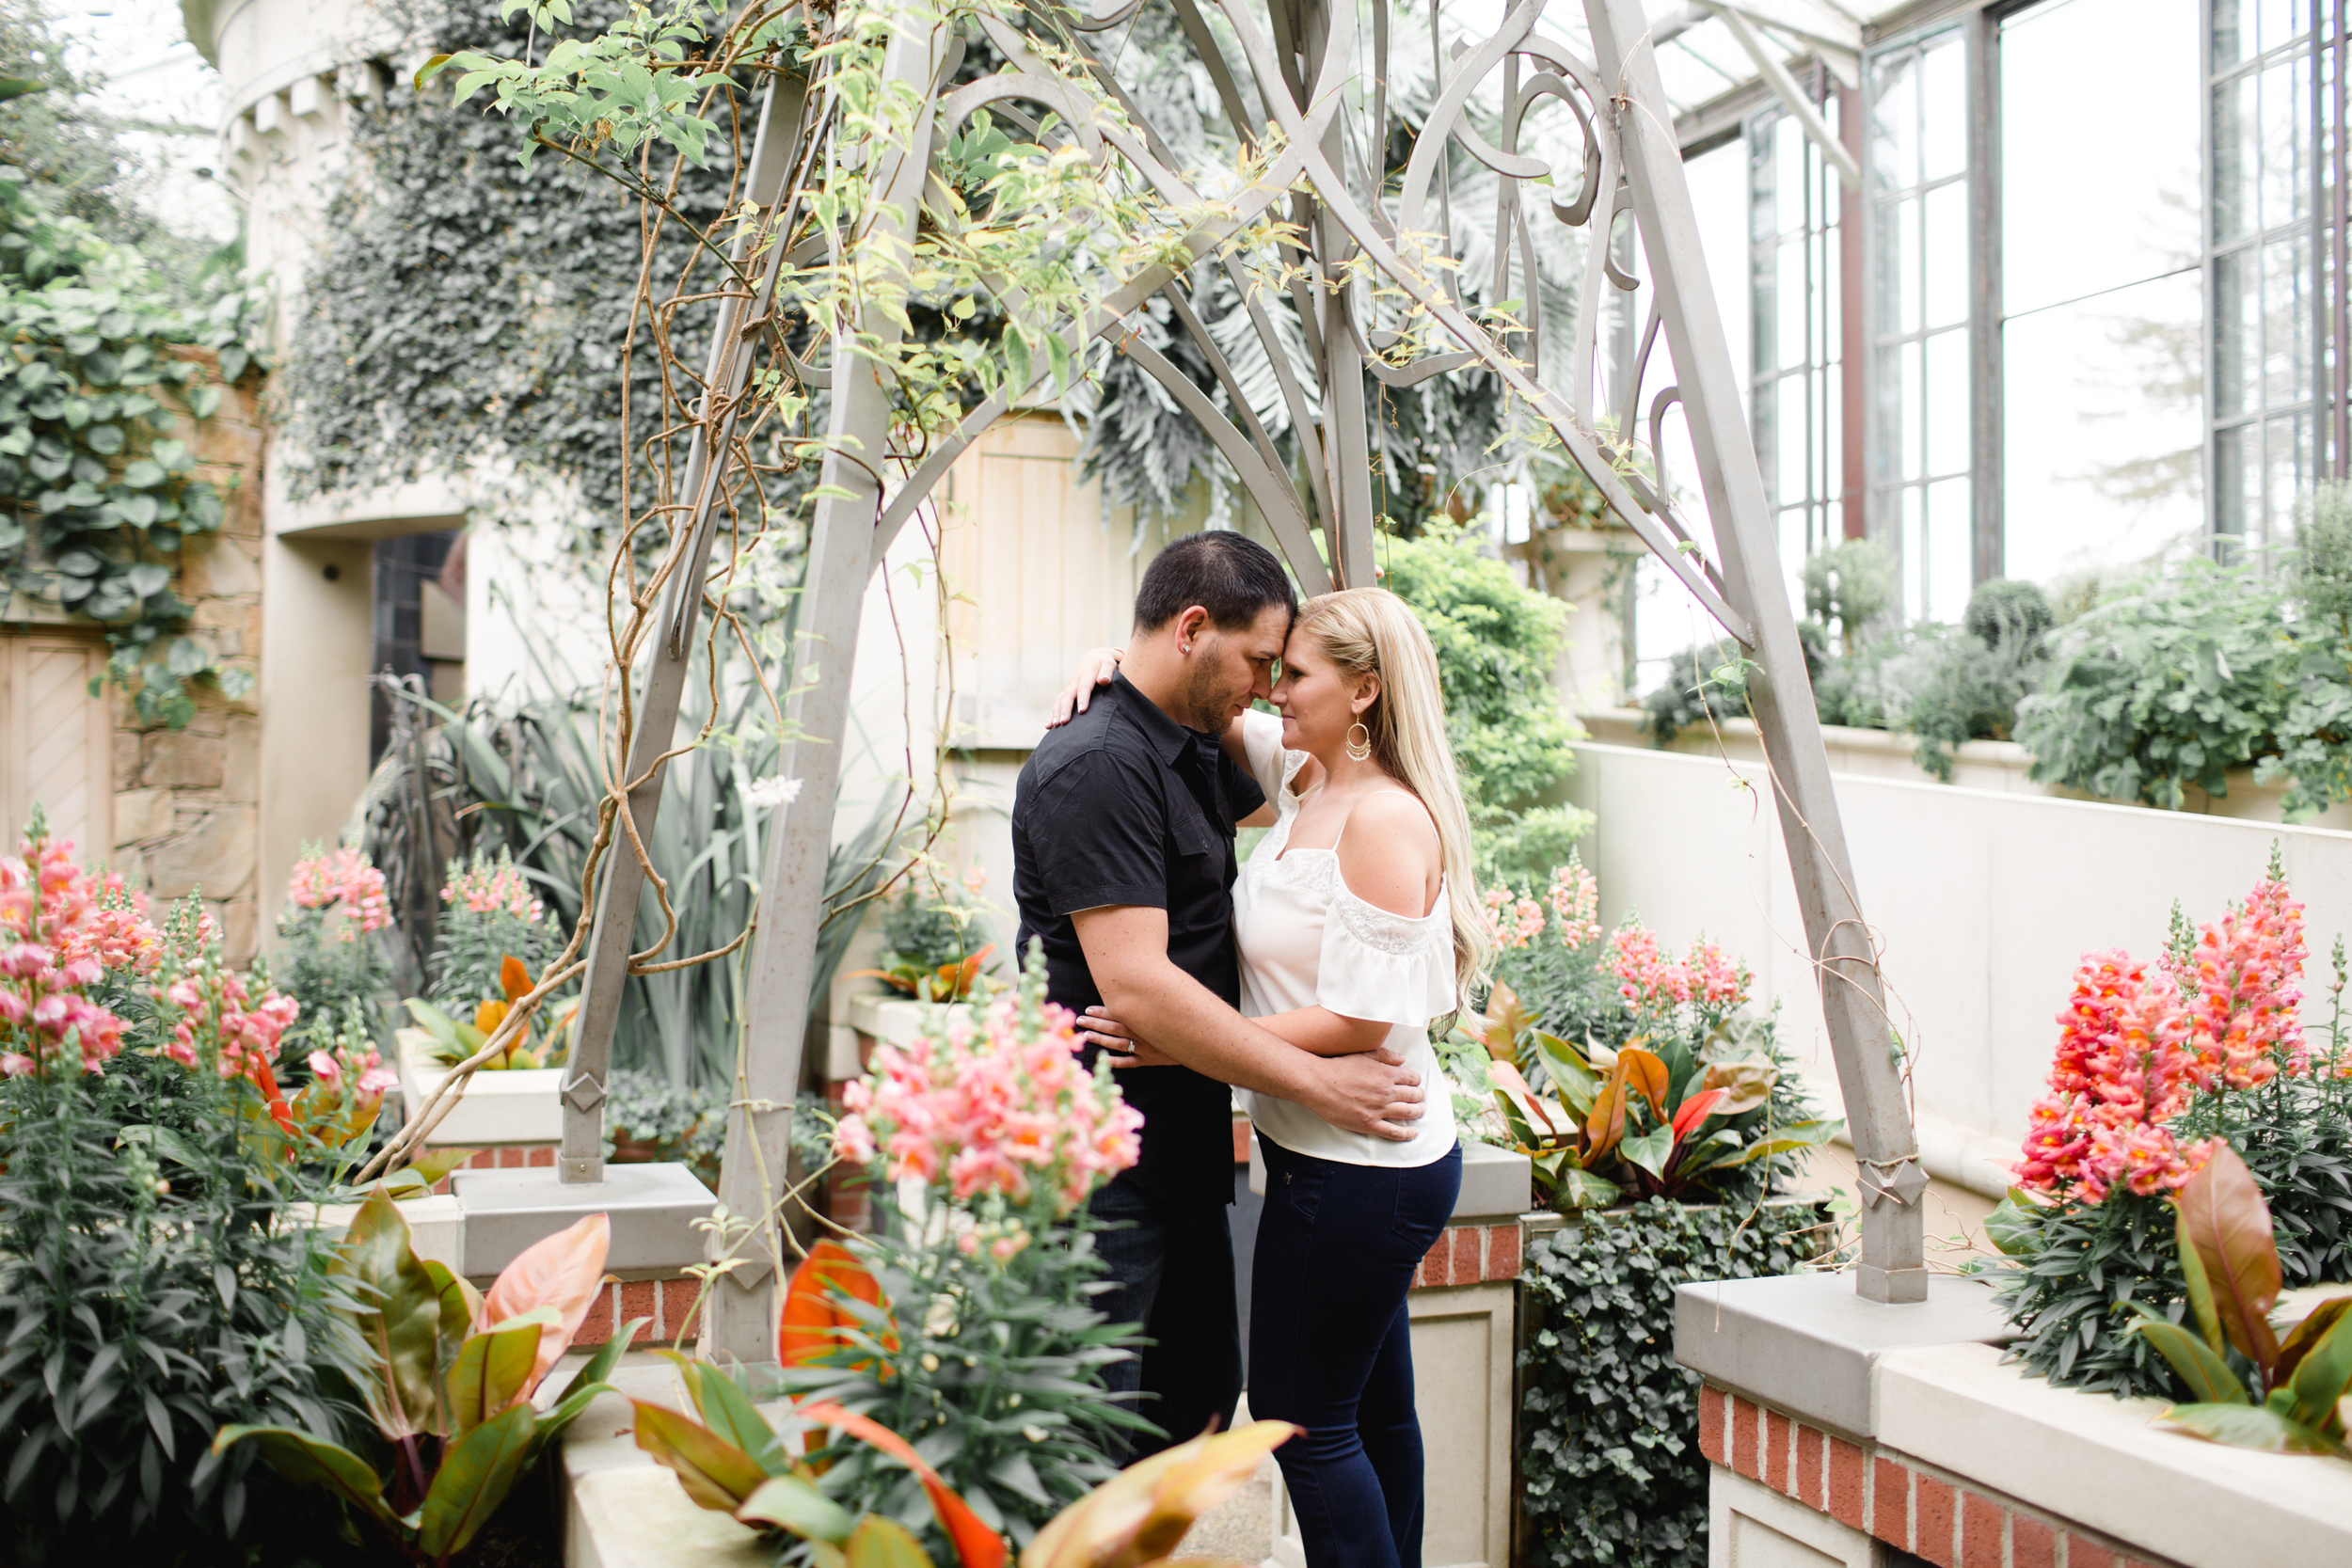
[0,633,113,861]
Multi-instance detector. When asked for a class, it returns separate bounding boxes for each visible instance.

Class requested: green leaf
[2175,1226,2225,1355]
[212,1425,396,1525]
[736,1474,857,1543]
[843,1515,932,1568]
[2154,1401,2344,1454]
[2125,1307,2249,1404]
[119,458,165,489]
[417,1404,536,1559]
[1620,1125,1674,1180]
[631,1399,771,1513]
[660,1352,784,1471]
[327,1187,449,1439]
[2282,1300,2352,1433]
[1532,1032,1597,1117]
[1002,324,1033,393]
[1555,1164,1621,1211]
[444,1322,542,1435]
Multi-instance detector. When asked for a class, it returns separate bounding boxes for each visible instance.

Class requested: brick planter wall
[573,1275,706,1348]
[1699,1385,2180,1568]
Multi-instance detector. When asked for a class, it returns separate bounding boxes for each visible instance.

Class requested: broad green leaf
[1981,1188,2045,1259]
[445,1322,542,1434]
[633,1399,770,1512]
[2283,1300,2352,1433]
[1555,1164,1621,1211]
[844,1515,931,1568]
[421,1259,485,1347]
[417,1404,536,1559]
[549,1319,648,1411]
[1620,1125,1674,1180]
[660,1351,784,1471]
[404,1147,483,1188]
[212,1425,395,1525]
[2176,1212,2225,1354]
[2176,1148,2281,1370]
[1531,1032,1597,1117]
[2126,1308,2249,1405]
[1708,1120,1844,1169]
[328,1188,448,1438]
[2155,1401,2344,1454]
[736,1474,856,1543]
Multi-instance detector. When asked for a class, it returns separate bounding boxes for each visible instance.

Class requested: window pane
[2261,54,2312,230]
[1895,196,1922,335]
[1775,117,1804,241]
[1870,51,1919,196]
[2258,0,2308,55]
[1927,476,1973,622]
[1779,374,1808,510]
[1926,328,1969,477]
[1872,343,1903,483]
[2216,246,2258,418]
[2215,421,2249,538]
[1899,485,1926,621]
[2004,270,2206,582]
[2214,0,2250,70]
[1922,39,1966,182]
[1778,238,1808,372]
[1924,182,1967,328]
[2215,72,2260,244]
[1901,339,1925,481]
[2003,0,2201,313]
[2264,230,2312,406]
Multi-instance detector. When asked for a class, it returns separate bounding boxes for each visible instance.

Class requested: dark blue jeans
[1249,1136,1462,1568]
[1088,1178,1243,1463]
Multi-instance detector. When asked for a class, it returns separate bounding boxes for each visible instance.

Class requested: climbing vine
[0,169,264,725]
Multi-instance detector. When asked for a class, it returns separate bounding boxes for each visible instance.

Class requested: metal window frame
[1748,90,1847,568]
[2201,0,2347,551]
[1861,17,1978,618]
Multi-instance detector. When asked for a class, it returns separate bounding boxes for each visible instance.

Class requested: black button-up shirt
[1012,673,1265,1213]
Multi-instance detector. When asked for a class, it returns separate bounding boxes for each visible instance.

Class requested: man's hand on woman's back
[1304,1046,1425,1142]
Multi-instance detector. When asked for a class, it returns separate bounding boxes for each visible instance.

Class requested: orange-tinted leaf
[479,1212,611,1397]
[1670,1088,1726,1142]
[1617,1046,1669,1122]
[779,1240,892,1370]
[1583,1069,1628,1158]
[1480,981,1530,1060]
[2176,1145,2281,1370]
[499,955,532,1003]
[798,1402,1006,1568]
[1486,1060,1557,1137]
[473,999,510,1037]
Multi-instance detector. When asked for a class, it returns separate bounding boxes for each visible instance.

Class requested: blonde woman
[1054,588,1486,1568]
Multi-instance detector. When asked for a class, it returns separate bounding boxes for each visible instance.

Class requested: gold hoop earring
[1345,721,1373,761]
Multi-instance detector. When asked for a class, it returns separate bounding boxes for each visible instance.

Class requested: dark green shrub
[1963,578,2053,652]
[2012,559,2352,818]
[2292,479,2352,641]
[1518,1199,1830,1568]
[0,1055,373,1563]
[1637,643,1746,747]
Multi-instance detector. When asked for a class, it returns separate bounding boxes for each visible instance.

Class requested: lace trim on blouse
[1276,848,1450,958]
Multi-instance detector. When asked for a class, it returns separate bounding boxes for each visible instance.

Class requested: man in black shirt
[1012,532,1427,1459]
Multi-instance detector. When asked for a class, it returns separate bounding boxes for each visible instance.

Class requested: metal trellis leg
[704,21,952,1367]
[1584,0,1927,1302]
[556,78,810,1184]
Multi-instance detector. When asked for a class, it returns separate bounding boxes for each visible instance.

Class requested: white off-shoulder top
[1232,709,1459,1168]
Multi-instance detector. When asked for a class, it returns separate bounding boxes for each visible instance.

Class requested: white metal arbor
[554,0,1930,1366]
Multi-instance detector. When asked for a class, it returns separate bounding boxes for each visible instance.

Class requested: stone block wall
[109,351,265,962]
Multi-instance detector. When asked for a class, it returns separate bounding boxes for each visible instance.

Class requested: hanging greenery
[0,170,262,726]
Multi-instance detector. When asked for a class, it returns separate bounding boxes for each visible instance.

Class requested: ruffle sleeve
[1313,879,1457,1026]
[1239,708,1308,805]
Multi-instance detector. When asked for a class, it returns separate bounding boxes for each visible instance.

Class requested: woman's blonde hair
[1294,587,1490,1010]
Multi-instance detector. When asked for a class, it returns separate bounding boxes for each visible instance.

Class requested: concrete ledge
[1674,1272,2011,1438]
[1454,1138,1532,1220]
[294,1193,464,1272]
[1875,1341,2352,1568]
[561,1356,772,1568]
[452,1163,717,1280]
[398,1031,564,1147]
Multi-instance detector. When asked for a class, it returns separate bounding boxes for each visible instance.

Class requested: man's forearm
[1098,961,1331,1099]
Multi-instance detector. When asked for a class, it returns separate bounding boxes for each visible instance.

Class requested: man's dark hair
[1132,531,1297,632]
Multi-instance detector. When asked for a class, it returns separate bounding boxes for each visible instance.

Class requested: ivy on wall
[0,170,262,725]
[279,0,739,559]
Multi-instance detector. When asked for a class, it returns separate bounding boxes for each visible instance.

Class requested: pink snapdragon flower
[1480,887,1547,952]
[833,976,1141,1220]
[441,850,544,923]
[1547,861,1601,951]
[2176,874,2307,1089]
[0,823,141,1075]
[2014,951,2212,1204]
[287,846,391,941]
[1609,924,1752,1016]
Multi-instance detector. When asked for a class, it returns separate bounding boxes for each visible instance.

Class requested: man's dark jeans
[1089,1177,1242,1462]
